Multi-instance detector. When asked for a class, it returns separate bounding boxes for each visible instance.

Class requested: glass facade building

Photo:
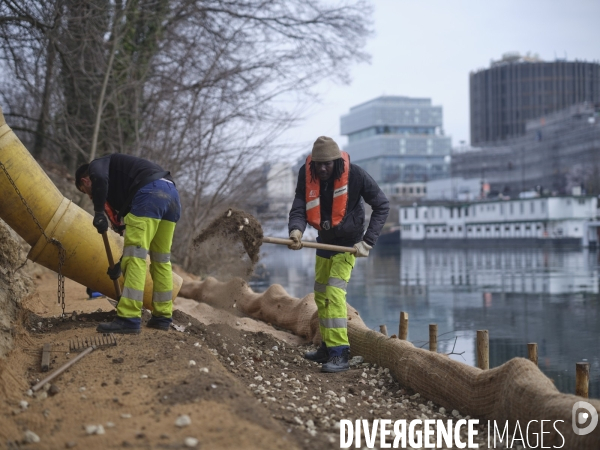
[340,96,451,186]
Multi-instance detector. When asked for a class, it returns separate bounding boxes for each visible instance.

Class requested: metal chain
[0,160,67,318]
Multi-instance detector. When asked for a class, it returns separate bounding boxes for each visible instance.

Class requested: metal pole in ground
[576,362,590,398]
[429,324,438,352]
[379,325,388,336]
[477,330,489,370]
[399,311,409,340]
[528,343,538,366]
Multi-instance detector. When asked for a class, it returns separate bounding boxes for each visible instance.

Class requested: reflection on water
[253,245,600,398]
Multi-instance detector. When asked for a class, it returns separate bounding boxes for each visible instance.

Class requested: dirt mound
[192,208,264,277]
[0,248,499,450]
[0,219,32,358]
[0,310,299,449]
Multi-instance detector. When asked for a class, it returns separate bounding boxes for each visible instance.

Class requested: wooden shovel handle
[262,236,357,254]
[102,232,122,299]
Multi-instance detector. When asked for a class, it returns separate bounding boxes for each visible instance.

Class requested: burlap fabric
[179,277,600,449]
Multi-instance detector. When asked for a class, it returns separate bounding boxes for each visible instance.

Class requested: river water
[252,244,600,398]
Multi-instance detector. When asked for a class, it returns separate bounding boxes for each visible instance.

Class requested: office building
[340,96,452,198]
[470,52,600,145]
[453,102,600,196]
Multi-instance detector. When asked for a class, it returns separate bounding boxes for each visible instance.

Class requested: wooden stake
[379,325,388,336]
[527,343,538,366]
[399,311,408,340]
[576,362,590,398]
[476,330,489,370]
[429,324,438,352]
[41,343,51,372]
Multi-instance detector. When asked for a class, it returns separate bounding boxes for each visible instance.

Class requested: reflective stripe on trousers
[117,212,176,319]
[313,252,355,348]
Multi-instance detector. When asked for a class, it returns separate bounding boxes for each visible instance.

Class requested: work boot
[321,346,350,373]
[304,342,329,363]
[96,317,140,334]
[146,315,171,331]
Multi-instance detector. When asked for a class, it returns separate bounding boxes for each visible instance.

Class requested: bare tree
[0,0,372,269]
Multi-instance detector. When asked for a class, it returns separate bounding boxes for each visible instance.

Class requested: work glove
[107,260,122,280]
[93,211,109,234]
[353,241,372,258]
[288,229,303,250]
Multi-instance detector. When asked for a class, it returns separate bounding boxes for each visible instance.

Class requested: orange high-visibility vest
[305,152,350,230]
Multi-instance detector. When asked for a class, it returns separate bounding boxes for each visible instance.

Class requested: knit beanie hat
[311,136,342,162]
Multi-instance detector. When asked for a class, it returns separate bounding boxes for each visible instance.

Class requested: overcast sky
[278,0,600,160]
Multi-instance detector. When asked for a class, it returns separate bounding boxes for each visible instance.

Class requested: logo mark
[572,401,598,436]
[309,190,318,198]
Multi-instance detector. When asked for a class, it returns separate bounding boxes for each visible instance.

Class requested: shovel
[262,236,357,254]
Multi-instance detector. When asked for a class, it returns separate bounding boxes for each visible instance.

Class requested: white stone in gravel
[19,400,28,410]
[24,430,40,443]
[199,367,209,373]
[294,417,303,425]
[184,437,199,447]
[140,374,148,379]
[79,387,86,392]
[307,429,317,437]
[409,393,420,400]
[452,409,460,417]
[121,414,132,419]
[106,422,115,428]
[26,389,33,397]
[85,425,105,435]
[272,346,278,351]
[188,360,196,367]
[340,397,346,404]
[254,375,263,381]
[193,342,201,347]
[175,415,192,427]
[361,372,368,378]
[36,391,48,400]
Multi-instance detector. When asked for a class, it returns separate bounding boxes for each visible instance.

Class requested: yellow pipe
[0,106,181,309]
[0,111,63,246]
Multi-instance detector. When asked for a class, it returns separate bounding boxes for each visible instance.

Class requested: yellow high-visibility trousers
[117,213,176,321]
[313,252,355,349]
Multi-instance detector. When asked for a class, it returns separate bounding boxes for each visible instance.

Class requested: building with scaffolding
[340,96,451,199]
[452,102,600,197]
[470,53,600,145]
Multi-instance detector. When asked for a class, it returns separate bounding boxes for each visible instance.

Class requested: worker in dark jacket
[288,136,389,372]
[75,154,181,334]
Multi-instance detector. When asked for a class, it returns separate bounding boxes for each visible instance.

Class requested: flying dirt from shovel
[192,209,264,275]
